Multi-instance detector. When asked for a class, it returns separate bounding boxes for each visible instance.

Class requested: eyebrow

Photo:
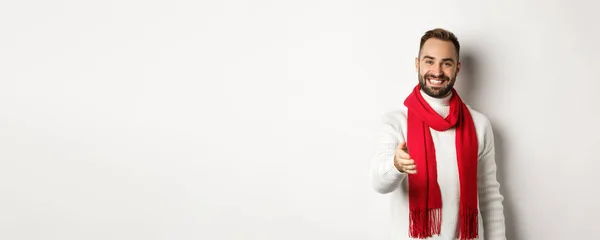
[422,55,455,63]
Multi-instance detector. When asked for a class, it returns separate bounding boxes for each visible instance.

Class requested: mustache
[424,73,450,81]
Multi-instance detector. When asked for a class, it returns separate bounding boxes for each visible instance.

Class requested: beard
[418,71,456,98]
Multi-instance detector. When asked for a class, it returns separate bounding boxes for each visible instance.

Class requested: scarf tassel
[409,208,442,239]
[456,207,479,240]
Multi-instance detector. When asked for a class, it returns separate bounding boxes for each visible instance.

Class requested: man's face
[415,38,461,98]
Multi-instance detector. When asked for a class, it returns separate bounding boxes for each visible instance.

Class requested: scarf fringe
[409,208,441,239]
[455,207,479,240]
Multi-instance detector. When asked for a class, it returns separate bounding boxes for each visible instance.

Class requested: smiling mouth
[427,78,446,86]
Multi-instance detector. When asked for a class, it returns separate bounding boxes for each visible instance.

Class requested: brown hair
[419,28,460,59]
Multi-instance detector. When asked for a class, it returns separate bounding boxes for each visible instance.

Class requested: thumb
[398,141,407,150]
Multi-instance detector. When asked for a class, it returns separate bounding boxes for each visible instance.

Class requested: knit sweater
[370,90,506,240]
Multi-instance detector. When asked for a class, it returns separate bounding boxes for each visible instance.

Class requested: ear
[455,61,462,76]
[415,57,420,73]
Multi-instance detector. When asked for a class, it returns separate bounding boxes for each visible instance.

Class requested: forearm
[369,113,407,194]
[477,126,507,240]
[370,148,406,194]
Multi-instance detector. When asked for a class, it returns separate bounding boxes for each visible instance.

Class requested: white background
[1,0,599,239]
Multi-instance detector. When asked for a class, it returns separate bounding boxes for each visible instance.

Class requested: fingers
[401,160,417,174]
[403,164,416,171]
[395,156,417,174]
[398,158,415,166]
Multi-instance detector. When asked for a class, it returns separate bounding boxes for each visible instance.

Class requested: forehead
[420,38,458,60]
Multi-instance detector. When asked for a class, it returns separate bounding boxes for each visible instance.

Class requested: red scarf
[403,85,479,240]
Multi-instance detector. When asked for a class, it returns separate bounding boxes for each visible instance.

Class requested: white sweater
[369,91,506,240]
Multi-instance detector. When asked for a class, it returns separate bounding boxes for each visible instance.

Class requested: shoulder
[380,107,408,128]
[465,105,493,133]
[379,108,409,140]
[381,108,407,122]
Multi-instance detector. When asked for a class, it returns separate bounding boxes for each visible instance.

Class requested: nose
[430,64,442,77]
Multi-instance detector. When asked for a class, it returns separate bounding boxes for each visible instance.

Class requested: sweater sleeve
[477,119,507,240]
[369,112,407,194]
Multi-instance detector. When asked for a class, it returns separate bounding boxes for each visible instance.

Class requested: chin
[423,86,451,98]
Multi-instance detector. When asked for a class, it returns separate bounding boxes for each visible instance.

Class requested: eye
[444,62,453,67]
[425,60,434,64]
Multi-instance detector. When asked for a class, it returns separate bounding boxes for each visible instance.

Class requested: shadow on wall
[456,50,519,240]
[454,52,480,107]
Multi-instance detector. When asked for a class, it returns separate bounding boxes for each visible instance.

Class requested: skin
[416,38,461,98]
[394,38,462,174]
[394,142,415,174]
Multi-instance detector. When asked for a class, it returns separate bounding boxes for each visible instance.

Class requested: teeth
[429,79,442,84]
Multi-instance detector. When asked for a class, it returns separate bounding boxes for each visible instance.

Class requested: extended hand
[394,141,416,174]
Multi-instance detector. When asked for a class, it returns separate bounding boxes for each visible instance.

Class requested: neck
[420,90,452,107]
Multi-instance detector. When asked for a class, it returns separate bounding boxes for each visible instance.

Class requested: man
[369,28,506,240]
